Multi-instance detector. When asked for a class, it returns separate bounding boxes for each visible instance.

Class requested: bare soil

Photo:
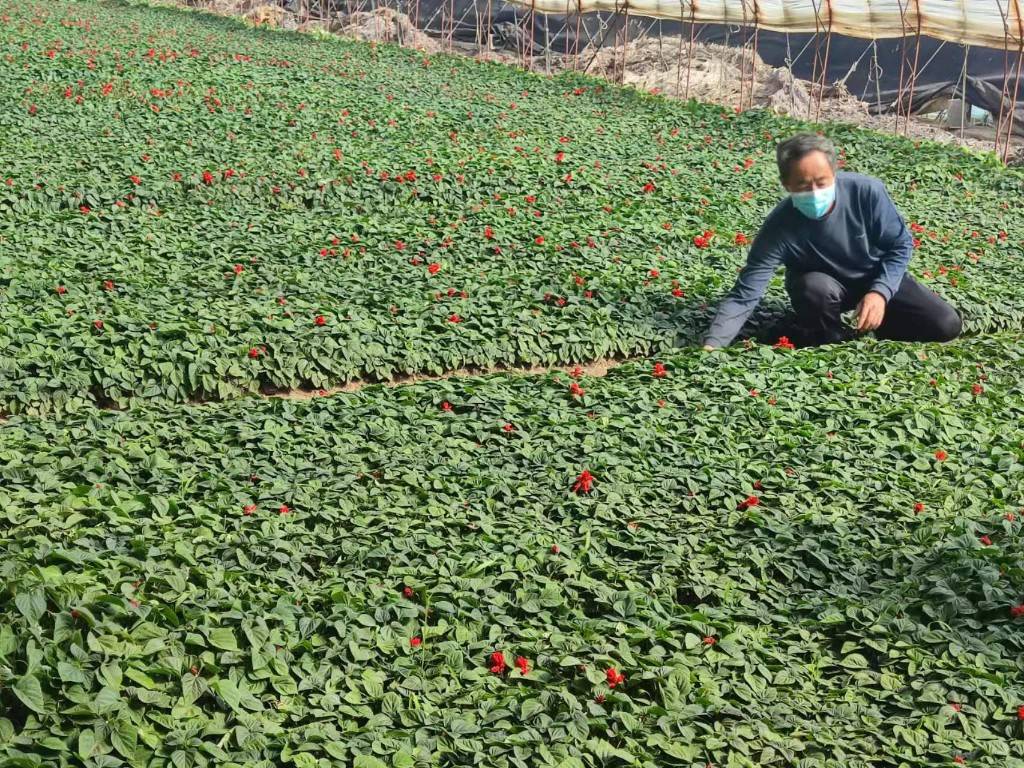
[268,356,625,400]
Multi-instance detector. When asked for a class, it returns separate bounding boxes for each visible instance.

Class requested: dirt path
[265,356,626,400]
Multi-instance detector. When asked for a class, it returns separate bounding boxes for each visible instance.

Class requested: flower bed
[2,334,1023,765]
[0,0,1022,413]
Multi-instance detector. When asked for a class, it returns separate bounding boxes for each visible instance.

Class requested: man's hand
[702,344,716,351]
[857,291,887,332]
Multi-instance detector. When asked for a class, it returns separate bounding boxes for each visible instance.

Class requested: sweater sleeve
[703,227,786,348]
[867,182,914,302]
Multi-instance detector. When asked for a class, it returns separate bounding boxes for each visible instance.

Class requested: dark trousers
[785,271,963,347]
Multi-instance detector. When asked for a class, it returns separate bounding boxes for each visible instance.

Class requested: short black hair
[776,133,837,183]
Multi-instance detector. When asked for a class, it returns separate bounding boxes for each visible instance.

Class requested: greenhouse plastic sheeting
[506,0,1024,49]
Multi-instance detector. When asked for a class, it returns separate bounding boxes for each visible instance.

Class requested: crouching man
[703,132,962,350]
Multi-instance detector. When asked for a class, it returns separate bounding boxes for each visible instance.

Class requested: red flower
[1010,604,1024,618]
[515,656,529,675]
[642,182,655,193]
[737,495,760,510]
[572,469,595,494]
[440,401,452,411]
[483,226,494,239]
[749,388,760,397]
[489,651,507,674]
[427,262,441,274]
[672,288,684,297]
[914,502,925,513]
[248,347,261,359]
[502,423,515,433]
[55,285,67,295]
[314,315,326,326]
[79,205,91,214]
[935,450,948,462]
[693,234,710,248]
[243,504,256,516]
[550,544,560,554]
[735,232,749,245]
[569,381,585,398]
[534,236,545,245]
[1017,705,1024,720]
[554,151,565,163]
[703,635,716,645]
[606,667,625,688]
[130,174,142,185]
[233,264,244,275]
[648,268,660,278]
[954,757,965,765]
[773,336,795,350]
[202,170,214,185]
[949,702,962,712]
[410,636,422,647]
[279,504,290,515]
[979,534,992,546]
[448,313,462,323]
[394,240,406,251]
[972,383,984,395]
[652,362,667,378]
[402,586,414,598]
[569,366,583,378]
[93,320,104,330]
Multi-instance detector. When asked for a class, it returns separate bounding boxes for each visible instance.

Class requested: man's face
[782,150,835,193]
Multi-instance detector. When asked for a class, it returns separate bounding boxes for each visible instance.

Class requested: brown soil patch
[267,356,629,400]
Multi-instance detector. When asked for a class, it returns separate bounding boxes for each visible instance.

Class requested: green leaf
[14,590,46,625]
[77,729,96,760]
[840,653,870,669]
[586,739,638,765]
[213,678,243,712]
[12,675,46,714]
[208,628,239,652]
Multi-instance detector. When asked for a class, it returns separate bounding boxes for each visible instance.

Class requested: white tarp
[509,0,1024,49]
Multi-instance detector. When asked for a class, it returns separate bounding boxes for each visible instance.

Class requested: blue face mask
[791,184,836,219]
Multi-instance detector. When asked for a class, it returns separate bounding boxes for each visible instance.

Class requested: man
[702,133,963,350]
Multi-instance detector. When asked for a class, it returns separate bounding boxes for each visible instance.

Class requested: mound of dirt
[247,4,285,25]
[587,38,812,115]
[329,8,439,52]
[584,35,994,149]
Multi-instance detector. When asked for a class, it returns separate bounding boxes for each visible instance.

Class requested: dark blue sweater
[704,171,915,348]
